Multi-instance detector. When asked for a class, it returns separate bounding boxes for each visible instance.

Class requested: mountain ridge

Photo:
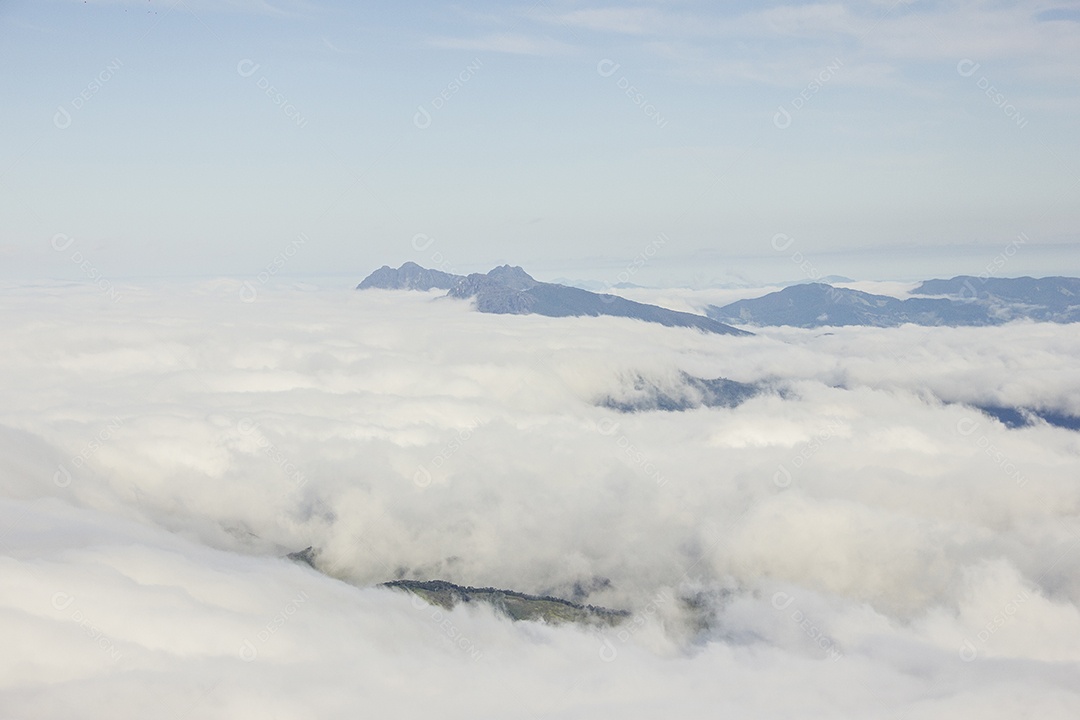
[358,263,750,336]
[708,276,1080,328]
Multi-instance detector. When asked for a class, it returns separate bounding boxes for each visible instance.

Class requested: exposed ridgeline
[708,276,1080,328]
[598,372,764,413]
[382,579,630,626]
[910,276,1080,323]
[286,548,629,626]
[708,283,996,328]
[358,262,750,336]
[355,261,460,291]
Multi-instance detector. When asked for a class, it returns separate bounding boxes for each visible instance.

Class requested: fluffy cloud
[1,279,1079,717]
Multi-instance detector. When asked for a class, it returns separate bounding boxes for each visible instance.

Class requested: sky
[2,0,1079,284]
[4,5,1080,713]
[2,281,1080,716]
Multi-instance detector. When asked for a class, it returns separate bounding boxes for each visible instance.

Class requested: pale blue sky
[2,0,1078,284]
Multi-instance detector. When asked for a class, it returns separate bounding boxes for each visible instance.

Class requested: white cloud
[537,2,1080,86]
[1,279,1079,716]
[428,32,572,56]
[553,7,668,35]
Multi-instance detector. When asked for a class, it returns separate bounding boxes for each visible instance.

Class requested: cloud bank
[1,279,1079,717]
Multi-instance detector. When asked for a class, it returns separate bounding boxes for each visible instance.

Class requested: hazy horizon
[4,2,1080,718]
[3,0,1078,283]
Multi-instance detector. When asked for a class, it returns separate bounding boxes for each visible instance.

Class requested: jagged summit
[356,262,461,291]
[483,265,538,289]
[708,277,1080,328]
[382,579,629,626]
[708,283,990,328]
[356,262,750,336]
[911,276,1080,322]
[447,265,543,313]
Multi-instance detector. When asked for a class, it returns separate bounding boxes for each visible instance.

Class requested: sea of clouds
[1,279,1079,718]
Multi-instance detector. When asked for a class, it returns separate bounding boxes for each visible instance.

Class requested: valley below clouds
[2,280,1079,718]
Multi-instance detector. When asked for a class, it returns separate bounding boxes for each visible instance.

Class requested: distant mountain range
[599,372,764,413]
[358,262,749,336]
[910,276,1080,322]
[382,579,629,626]
[973,404,1080,432]
[287,548,629,626]
[356,262,460,291]
[708,276,1080,328]
[355,266,1080,429]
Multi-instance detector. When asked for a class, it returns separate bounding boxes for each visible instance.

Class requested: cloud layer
[1,279,1079,717]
